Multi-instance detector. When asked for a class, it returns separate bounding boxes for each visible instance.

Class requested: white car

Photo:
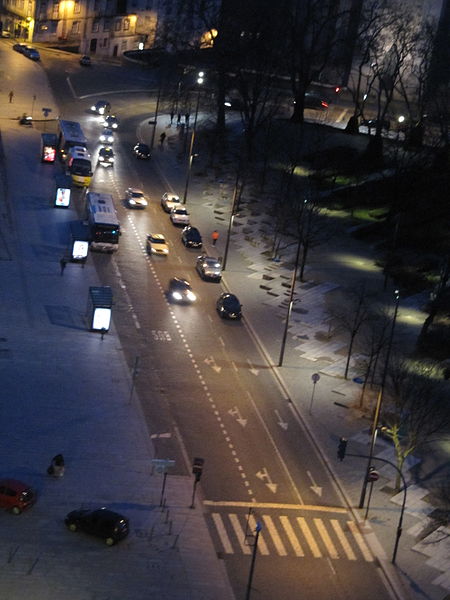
[170,207,190,226]
[161,192,181,213]
[146,233,169,256]
[99,128,114,144]
[125,188,148,209]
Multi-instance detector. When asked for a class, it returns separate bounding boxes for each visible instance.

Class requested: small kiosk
[40,133,58,163]
[87,286,113,333]
[70,221,90,264]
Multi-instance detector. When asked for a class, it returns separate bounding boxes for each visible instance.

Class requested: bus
[67,146,93,187]
[58,119,92,186]
[86,192,120,253]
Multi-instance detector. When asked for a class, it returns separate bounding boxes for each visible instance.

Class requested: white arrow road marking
[204,356,222,373]
[307,470,323,497]
[246,359,259,376]
[274,409,288,430]
[256,467,278,494]
[228,406,247,427]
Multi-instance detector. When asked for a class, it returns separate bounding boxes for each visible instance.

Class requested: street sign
[151,458,175,474]
[42,107,52,117]
[367,469,379,482]
[311,373,320,383]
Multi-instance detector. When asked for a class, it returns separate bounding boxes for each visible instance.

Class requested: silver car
[195,255,222,281]
[170,207,189,226]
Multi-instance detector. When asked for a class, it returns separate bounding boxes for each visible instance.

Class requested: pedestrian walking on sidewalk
[159,132,166,146]
[211,230,219,246]
[60,257,67,275]
[47,454,65,478]
[169,109,174,126]
[8,90,14,103]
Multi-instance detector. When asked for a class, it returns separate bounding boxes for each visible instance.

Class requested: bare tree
[384,359,450,489]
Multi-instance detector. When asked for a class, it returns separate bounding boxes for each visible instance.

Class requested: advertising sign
[55,187,71,208]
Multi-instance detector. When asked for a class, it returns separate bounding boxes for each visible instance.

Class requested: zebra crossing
[209,512,374,562]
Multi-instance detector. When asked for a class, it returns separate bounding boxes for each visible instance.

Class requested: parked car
[170,207,190,226]
[161,192,181,212]
[146,233,169,256]
[360,118,391,131]
[99,128,114,144]
[196,255,222,281]
[98,147,115,167]
[0,479,36,514]
[168,277,196,303]
[181,226,202,249]
[304,93,328,110]
[13,43,27,53]
[65,508,129,545]
[23,46,40,61]
[125,187,147,209]
[133,143,151,159]
[91,100,111,115]
[102,114,119,129]
[79,55,91,66]
[216,293,242,320]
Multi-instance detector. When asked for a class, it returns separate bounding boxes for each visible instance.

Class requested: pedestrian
[177,112,181,126]
[59,257,67,275]
[212,230,219,246]
[169,109,174,126]
[159,131,166,146]
[185,112,190,127]
[47,454,65,478]
[8,90,14,103]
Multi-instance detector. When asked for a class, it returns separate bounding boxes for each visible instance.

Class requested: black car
[216,293,242,320]
[13,43,27,53]
[361,118,391,131]
[90,100,111,115]
[133,143,151,159]
[181,226,202,249]
[98,147,115,167]
[168,277,196,303]
[80,55,91,66]
[65,508,129,545]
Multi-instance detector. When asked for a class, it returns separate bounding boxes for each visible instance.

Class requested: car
[196,255,222,281]
[125,187,147,209]
[102,114,119,129]
[91,100,111,115]
[133,143,151,159]
[304,93,328,110]
[98,146,115,167]
[168,277,196,303]
[99,128,114,144]
[79,55,91,66]
[170,207,190,226]
[13,43,27,53]
[146,233,169,256]
[0,479,36,514]
[1,30,12,38]
[181,226,202,249]
[216,293,242,319]
[360,118,391,131]
[161,192,181,212]
[23,46,40,61]
[65,507,129,545]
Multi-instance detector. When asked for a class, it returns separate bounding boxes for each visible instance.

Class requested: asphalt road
[32,48,396,600]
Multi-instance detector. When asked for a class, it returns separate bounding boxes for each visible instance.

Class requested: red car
[0,479,36,514]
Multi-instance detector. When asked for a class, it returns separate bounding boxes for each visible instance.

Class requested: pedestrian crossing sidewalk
[208,511,373,562]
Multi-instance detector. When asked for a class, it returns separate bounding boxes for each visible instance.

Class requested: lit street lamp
[182,72,204,205]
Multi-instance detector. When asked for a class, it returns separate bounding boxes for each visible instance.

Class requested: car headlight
[172,291,182,300]
[162,248,168,254]
[91,105,96,111]
[140,200,148,206]
[186,291,196,301]
[129,199,136,205]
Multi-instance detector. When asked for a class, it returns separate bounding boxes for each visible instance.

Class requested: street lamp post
[245,521,262,600]
[278,199,308,367]
[359,289,400,508]
[182,72,204,205]
[149,82,162,152]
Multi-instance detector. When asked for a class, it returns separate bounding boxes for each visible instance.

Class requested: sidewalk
[151,114,450,600]
[0,44,234,600]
